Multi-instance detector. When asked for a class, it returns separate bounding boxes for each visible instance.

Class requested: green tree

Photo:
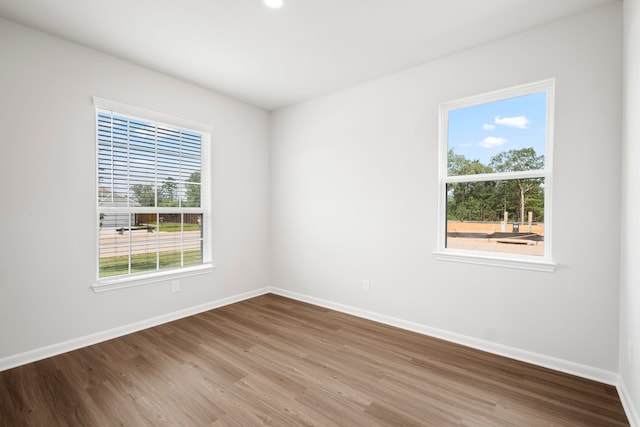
[447,150,495,221]
[159,177,178,207]
[489,148,544,224]
[131,184,154,207]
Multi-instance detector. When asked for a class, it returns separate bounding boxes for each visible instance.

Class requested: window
[435,80,555,271]
[94,98,213,290]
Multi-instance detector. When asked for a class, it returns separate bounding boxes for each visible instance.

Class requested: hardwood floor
[0,294,629,426]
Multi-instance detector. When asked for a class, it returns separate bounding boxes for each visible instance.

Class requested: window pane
[448,92,547,176]
[131,213,158,244]
[129,142,156,207]
[97,141,113,204]
[157,125,182,155]
[112,116,129,144]
[158,213,182,233]
[129,183,155,207]
[99,245,129,278]
[158,241,182,270]
[99,212,130,277]
[183,214,203,240]
[129,120,156,150]
[130,210,160,273]
[158,176,179,207]
[183,241,203,266]
[157,213,183,270]
[446,178,544,256]
[183,214,203,266]
[99,213,131,244]
[181,157,200,182]
[183,182,201,207]
[130,243,158,273]
[129,149,156,181]
[155,213,203,269]
[157,152,181,182]
[181,131,201,157]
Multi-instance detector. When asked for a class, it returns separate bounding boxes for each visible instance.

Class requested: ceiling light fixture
[264,0,284,9]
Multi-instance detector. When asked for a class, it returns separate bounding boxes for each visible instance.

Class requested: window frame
[434,80,556,272]
[92,97,214,292]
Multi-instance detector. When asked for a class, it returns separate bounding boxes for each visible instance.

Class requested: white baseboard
[269,287,619,386]
[618,377,640,427]
[0,287,271,372]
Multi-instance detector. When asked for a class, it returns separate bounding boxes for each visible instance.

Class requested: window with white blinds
[94,98,212,286]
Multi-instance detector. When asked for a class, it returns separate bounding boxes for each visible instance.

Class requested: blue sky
[448,91,547,166]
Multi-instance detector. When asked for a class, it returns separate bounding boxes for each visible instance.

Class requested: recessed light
[264,0,284,9]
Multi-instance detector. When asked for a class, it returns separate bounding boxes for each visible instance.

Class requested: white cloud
[494,115,531,129]
[483,124,496,130]
[478,136,508,148]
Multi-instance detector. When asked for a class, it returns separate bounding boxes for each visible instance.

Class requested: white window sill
[433,251,556,272]
[92,264,216,293]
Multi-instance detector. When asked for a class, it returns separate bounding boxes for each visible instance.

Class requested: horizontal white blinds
[96,108,205,279]
[97,111,201,208]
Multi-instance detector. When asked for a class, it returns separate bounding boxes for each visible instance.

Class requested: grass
[154,222,201,232]
[134,222,201,232]
[99,249,202,278]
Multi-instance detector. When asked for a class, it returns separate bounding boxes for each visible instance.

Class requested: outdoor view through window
[97,111,204,279]
[443,83,551,258]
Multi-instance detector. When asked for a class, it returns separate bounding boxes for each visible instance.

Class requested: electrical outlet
[628,340,633,365]
[362,280,370,292]
[171,280,180,293]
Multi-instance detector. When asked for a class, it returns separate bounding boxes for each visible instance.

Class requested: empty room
[1,0,639,425]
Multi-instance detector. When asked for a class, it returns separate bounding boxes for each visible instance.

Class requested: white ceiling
[0,0,618,110]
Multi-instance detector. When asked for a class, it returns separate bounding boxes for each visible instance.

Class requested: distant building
[98,187,139,228]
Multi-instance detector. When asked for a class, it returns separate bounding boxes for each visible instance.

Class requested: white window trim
[92,264,216,293]
[434,79,556,272]
[92,97,215,291]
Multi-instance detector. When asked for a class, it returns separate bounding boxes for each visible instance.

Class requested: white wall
[620,0,640,421]
[0,18,270,360]
[271,4,622,373]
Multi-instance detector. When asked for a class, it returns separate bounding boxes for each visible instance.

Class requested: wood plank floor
[0,294,629,426]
